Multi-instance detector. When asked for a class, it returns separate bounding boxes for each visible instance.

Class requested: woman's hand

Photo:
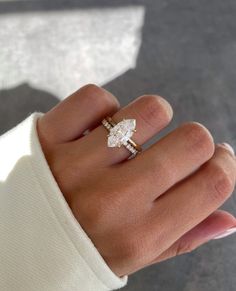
[37,84,236,277]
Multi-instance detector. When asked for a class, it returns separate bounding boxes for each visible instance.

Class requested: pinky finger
[150,210,236,264]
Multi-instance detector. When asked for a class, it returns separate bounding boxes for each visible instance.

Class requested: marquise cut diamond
[108,119,136,147]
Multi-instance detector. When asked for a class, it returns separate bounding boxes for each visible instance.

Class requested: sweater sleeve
[0,113,127,291]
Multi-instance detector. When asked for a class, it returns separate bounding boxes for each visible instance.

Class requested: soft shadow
[0,0,142,14]
[0,83,59,135]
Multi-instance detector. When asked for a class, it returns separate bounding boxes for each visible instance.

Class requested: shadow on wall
[0,83,59,135]
[1,0,236,141]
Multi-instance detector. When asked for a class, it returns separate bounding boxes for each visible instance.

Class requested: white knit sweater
[0,113,127,291]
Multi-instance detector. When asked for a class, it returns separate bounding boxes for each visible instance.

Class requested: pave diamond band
[102,116,142,158]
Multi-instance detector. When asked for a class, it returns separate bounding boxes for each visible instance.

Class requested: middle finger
[117,121,215,201]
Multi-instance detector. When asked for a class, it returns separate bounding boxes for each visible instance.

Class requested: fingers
[151,210,236,264]
[77,94,173,165]
[149,145,236,255]
[120,122,215,200]
[38,84,120,144]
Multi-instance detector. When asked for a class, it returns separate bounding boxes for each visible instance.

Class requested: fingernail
[213,227,236,240]
[221,143,235,156]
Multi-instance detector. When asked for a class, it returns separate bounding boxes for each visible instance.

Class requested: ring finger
[76,93,173,166]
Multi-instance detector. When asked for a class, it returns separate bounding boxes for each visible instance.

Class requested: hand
[37,84,236,277]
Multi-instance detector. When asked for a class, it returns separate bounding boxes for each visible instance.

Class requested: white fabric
[0,113,127,291]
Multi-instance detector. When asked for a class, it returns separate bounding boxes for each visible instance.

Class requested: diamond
[108,119,136,147]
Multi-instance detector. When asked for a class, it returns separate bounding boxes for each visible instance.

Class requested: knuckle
[81,83,101,94]
[89,84,120,109]
[81,83,120,110]
[79,84,102,101]
[182,122,214,155]
[136,95,172,129]
[207,161,234,200]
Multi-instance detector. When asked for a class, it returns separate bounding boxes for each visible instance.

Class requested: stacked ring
[102,116,142,158]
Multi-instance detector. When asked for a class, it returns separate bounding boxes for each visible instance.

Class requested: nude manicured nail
[221,143,235,156]
[213,227,236,240]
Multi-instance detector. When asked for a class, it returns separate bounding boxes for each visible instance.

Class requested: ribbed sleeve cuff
[0,113,127,291]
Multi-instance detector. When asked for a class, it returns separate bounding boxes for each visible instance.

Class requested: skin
[37,84,236,277]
